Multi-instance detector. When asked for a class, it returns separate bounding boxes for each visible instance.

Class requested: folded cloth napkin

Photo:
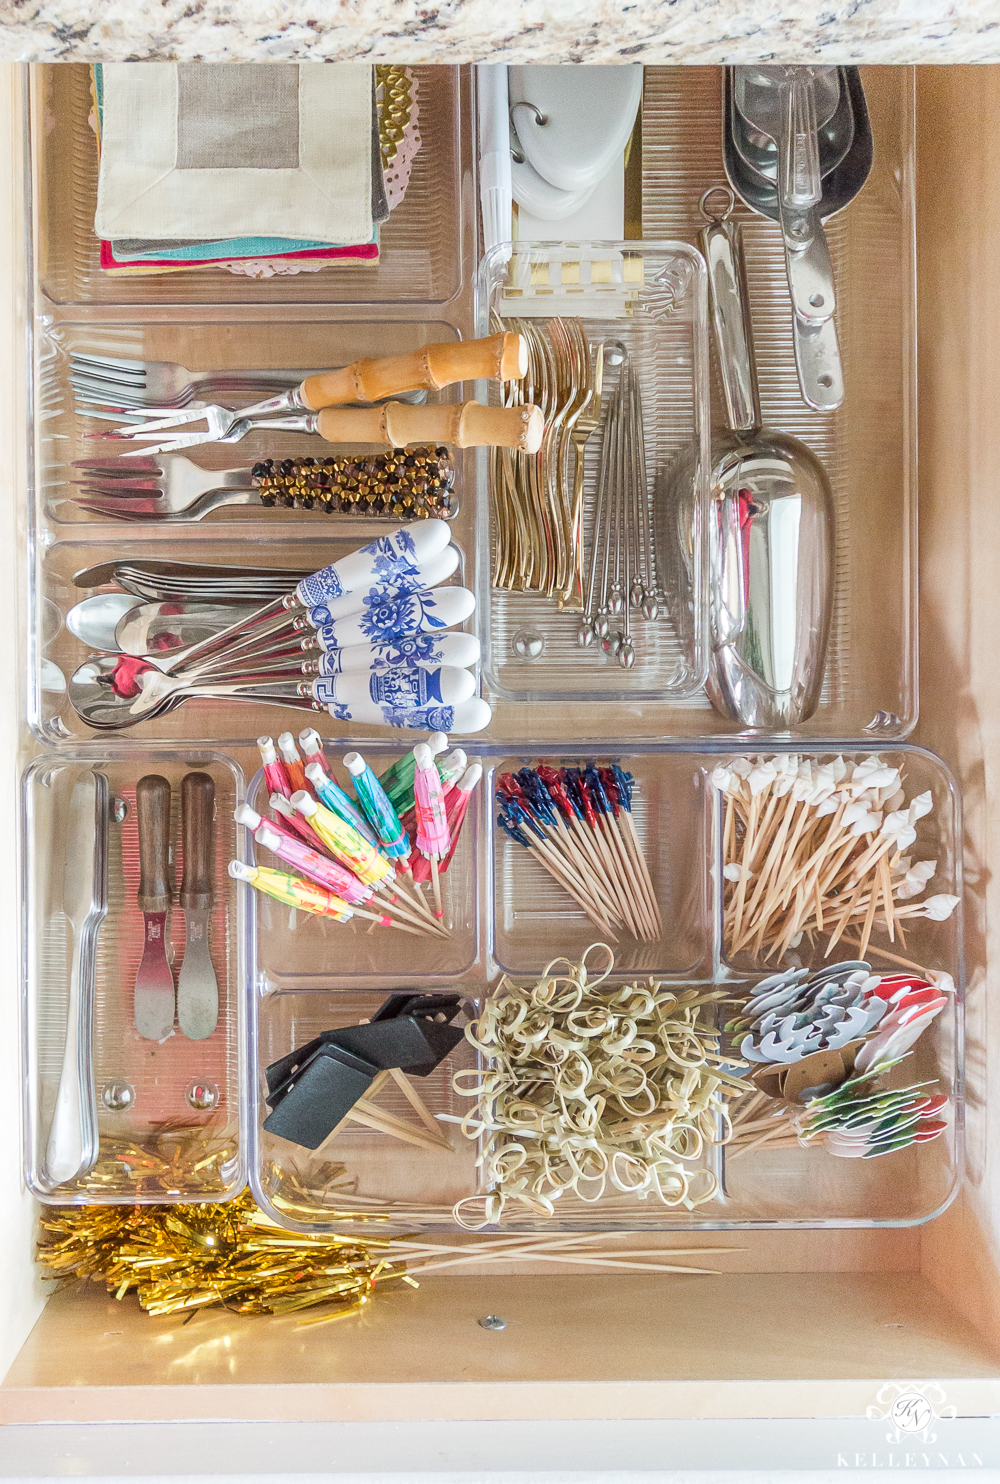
[98,239,379,277]
[95,62,376,245]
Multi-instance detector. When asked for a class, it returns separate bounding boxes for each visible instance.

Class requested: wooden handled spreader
[300,332,527,410]
[310,400,544,453]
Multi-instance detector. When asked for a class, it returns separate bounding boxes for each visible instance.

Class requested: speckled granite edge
[2,0,1000,64]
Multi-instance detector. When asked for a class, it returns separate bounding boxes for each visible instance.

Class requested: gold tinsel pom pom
[36,1190,411,1323]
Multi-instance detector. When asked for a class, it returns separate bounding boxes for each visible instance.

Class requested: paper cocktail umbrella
[413,742,451,919]
[412,763,482,884]
[290,791,393,888]
[258,736,292,799]
[268,791,328,853]
[344,751,410,860]
[277,732,310,795]
[303,761,379,846]
[290,790,445,937]
[299,727,332,778]
[378,732,448,815]
[250,821,372,905]
[228,861,411,934]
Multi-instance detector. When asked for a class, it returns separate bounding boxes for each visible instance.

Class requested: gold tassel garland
[36,1189,410,1321]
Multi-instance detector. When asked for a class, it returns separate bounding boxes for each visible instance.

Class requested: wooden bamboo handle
[314,401,543,453]
[180,771,215,912]
[136,774,172,915]
[300,333,527,410]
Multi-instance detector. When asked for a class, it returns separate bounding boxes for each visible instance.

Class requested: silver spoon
[68,655,319,729]
[114,601,258,657]
[67,593,140,651]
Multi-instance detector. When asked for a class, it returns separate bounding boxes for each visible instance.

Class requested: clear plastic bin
[244,741,963,1235]
[32,65,469,310]
[21,747,246,1204]
[475,238,712,707]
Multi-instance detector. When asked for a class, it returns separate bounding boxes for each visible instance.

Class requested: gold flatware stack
[490,314,603,609]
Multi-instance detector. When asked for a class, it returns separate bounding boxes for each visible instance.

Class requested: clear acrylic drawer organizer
[244,741,963,1237]
[22,747,246,1204]
[474,239,712,707]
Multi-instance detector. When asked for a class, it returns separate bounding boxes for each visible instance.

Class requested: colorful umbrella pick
[412,763,482,884]
[258,735,292,799]
[437,747,469,795]
[344,751,410,860]
[290,789,446,937]
[378,731,448,815]
[303,762,379,846]
[299,727,332,778]
[249,820,371,905]
[413,741,451,920]
[228,861,406,933]
[235,801,305,853]
[277,732,311,795]
[268,790,328,854]
[290,791,393,888]
[399,749,467,841]
[230,860,353,923]
[251,826,427,937]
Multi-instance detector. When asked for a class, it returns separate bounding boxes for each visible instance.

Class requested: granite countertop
[0,0,998,64]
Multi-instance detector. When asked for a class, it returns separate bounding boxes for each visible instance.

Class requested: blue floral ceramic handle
[312,587,476,652]
[314,666,448,712]
[319,632,457,676]
[301,545,458,628]
[306,568,443,629]
[294,524,448,608]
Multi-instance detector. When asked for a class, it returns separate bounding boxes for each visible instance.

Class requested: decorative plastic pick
[290,791,394,889]
[277,732,310,795]
[378,731,448,815]
[258,736,292,799]
[303,761,378,846]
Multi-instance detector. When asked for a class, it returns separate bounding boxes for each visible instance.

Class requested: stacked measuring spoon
[68,520,490,733]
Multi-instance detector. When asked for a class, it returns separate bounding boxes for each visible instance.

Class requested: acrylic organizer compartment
[474,239,712,706]
[249,990,481,1236]
[34,316,467,531]
[471,68,916,741]
[716,745,963,982]
[31,65,467,309]
[641,65,915,740]
[712,742,963,1227]
[489,748,712,982]
[245,741,962,1235]
[32,524,473,748]
[241,746,481,991]
[21,748,245,1204]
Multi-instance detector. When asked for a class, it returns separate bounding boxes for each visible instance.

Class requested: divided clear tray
[243,741,962,1235]
[21,748,246,1204]
[32,64,469,310]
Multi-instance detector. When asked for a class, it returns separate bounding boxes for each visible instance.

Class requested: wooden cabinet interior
[2,62,1000,1420]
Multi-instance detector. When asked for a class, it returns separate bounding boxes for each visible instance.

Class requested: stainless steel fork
[71,453,254,500]
[69,353,322,410]
[71,488,266,522]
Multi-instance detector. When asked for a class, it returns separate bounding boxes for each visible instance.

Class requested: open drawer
[2,60,1000,1445]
